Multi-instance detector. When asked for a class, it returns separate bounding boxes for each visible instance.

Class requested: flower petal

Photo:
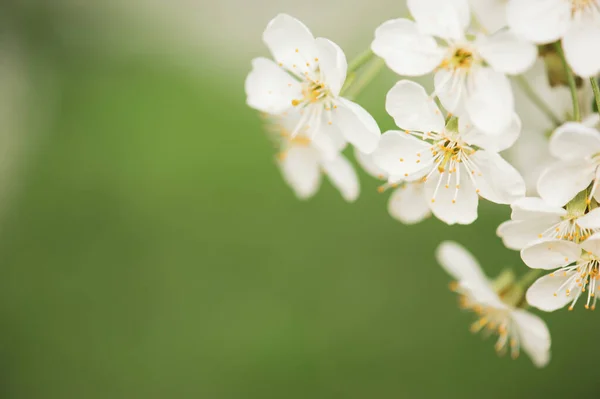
[465,67,514,135]
[579,231,600,257]
[520,239,580,270]
[425,167,479,225]
[279,146,322,199]
[315,38,347,97]
[549,122,600,160]
[388,183,431,224]
[471,150,526,205]
[460,113,521,152]
[263,14,317,75]
[372,131,432,177]
[526,273,575,311]
[477,30,537,75]
[435,241,490,285]
[386,80,445,133]
[371,19,445,76]
[507,0,571,44]
[322,154,359,202]
[333,98,381,154]
[310,122,347,161]
[576,208,600,230]
[469,0,508,33]
[434,69,466,114]
[537,160,595,207]
[563,23,600,78]
[511,309,551,368]
[354,148,387,180]
[407,0,470,41]
[497,219,560,250]
[510,197,566,220]
[245,57,301,114]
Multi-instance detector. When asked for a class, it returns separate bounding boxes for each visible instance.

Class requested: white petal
[460,113,521,152]
[434,69,466,114]
[322,155,359,202]
[426,167,479,225]
[549,122,600,160]
[371,19,445,77]
[371,131,432,177]
[407,0,470,41]
[465,67,514,135]
[477,30,537,75]
[537,160,595,207]
[385,80,445,133]
[469,0,508,33]
[263,14,317,75]
[471,151,526,205]
[279,146,321,199]
[354,148,387,180]
[526,273,575,311]
[506,0,571,44]
[435,241,490,286]
[511,309,551,368]
[245,57,301,114]
[563,23,600,78]
[520,239,580,270]
[310,122,347,161]
[576,208,600,230]
[510,197,566,220]
[579,231,600,257]
[388,183,431,224]
[315,38,347,97]
[497,219,560,250]
[333,98,381,154]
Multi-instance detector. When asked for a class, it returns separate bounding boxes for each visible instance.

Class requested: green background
[0,3,597,398]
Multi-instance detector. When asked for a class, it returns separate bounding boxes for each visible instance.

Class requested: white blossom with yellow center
[522,233,600,312]
[245,14,381,154]
[508,0,600,77]
[497,197,600,250]
[370,80,525,225]
[371,0,537,135]
[437,241,551,367]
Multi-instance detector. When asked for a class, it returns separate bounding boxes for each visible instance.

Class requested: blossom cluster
[245,0,600,367]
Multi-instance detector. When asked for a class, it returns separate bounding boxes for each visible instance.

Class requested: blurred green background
[0,1,597,398]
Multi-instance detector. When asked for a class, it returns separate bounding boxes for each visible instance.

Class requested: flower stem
[517,269,543,290]
[343,58,385,100]
[514,75,562,126]
[591,77,600,114]
[554,41,580,121]
[347,49,375,74]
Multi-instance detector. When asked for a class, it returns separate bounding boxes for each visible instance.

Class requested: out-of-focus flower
[537,119,600,207]
[522,233,600,312]
[497,197,600,250]
[354,149,431,224]
[266,113,359,202]
[507,0,600,77]
[371,0,537,135]
[371,80,525,225]
[437,241,551,367]
[245,14,380,153]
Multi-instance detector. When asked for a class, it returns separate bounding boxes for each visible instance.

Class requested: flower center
[570,0,599,14]
[292,78,332,108]
[440,47,477,71]
[538,217,595,241]
[550,254,600,310]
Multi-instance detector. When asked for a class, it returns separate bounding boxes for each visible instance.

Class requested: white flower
[497,197,600,250]
[437,241,551,367]
[507,0,600,77]
[371,80,525,225]
[537,118,600,207]
[267,113,359,202]
[522,232,600,311]
[506,59,589,194]
[245,14,381,153]
[354,149,431,224]
[371,0,537,135]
